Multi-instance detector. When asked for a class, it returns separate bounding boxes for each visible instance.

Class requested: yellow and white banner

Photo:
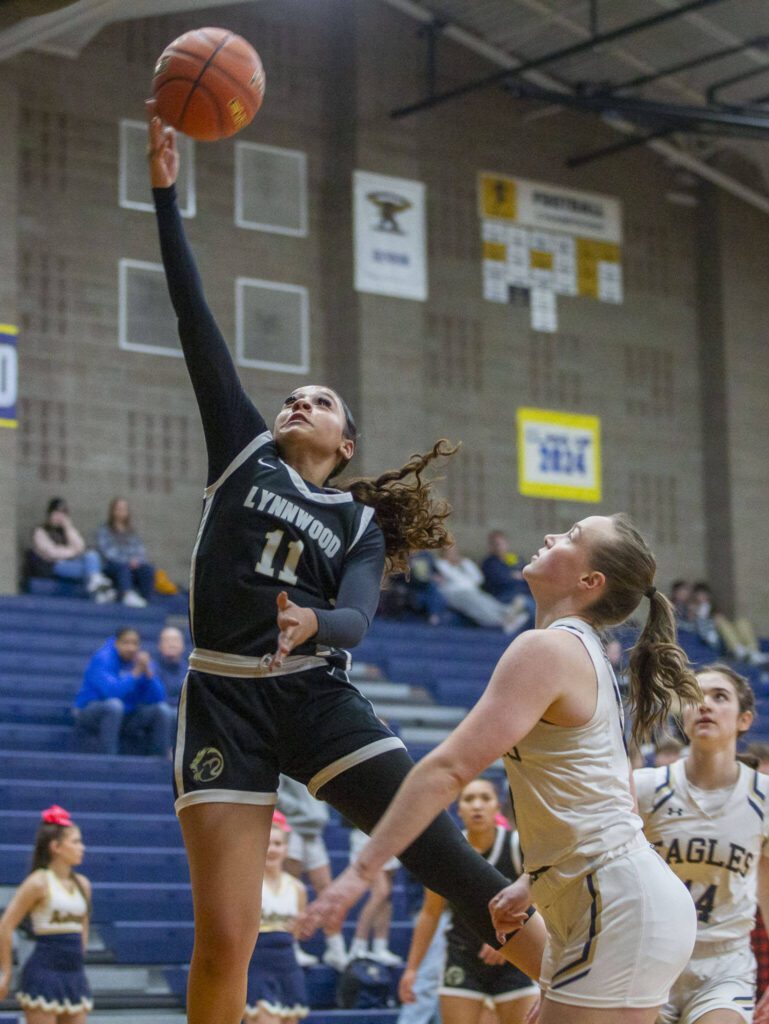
[0,324,18,429]
[353,171,427,301]
[479,173,622,243]
[517,407,601,503]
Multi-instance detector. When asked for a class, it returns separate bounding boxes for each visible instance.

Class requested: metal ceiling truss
[391,0,769,169]
[390,0,728,120]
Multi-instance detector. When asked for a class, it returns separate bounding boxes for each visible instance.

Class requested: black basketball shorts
[172,664,404,814]
[440,939,539,1004]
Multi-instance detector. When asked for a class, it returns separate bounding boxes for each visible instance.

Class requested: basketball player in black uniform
[146,109,544,1024]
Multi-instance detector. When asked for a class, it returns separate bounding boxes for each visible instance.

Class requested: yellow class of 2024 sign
[517,407,601,503]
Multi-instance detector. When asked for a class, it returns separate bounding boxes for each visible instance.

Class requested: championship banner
[353,170,427,301]
[479,172,623,331]
[0,324,18,429]
[517,407,601,503]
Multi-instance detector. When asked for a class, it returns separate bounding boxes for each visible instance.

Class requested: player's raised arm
[147,103,265,484]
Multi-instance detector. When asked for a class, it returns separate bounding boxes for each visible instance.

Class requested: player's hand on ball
[489,875,532,943]
[296,865,370,939]
[146,99,180,188]
[270,592,318,670]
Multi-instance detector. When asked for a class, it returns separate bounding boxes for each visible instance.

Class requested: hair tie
[41,805,72,827]
[645,586,657,600]
[272,809,292,833]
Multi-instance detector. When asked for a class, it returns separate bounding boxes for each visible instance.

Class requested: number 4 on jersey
[684,880,717,923]
[255,529,304,585]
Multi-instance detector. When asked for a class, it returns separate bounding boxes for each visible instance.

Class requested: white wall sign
[353,170,427,301]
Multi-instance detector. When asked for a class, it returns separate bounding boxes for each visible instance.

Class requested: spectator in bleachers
[691,581,769,665]
[434,544,529,634]
[244,810,309,1024]
[669,580,695,632]
[0,805,92,1019]
[407,552,448,626]
[347,828,402,966]
[688,581,724,654]
[72,628,175,756]
[653,737,684,766]
[96,497,155,608]
[481,531,535,628]
[27,497,115,602]
[155,626,188,700]
[277,776,347,972]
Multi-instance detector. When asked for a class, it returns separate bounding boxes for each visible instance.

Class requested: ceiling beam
[616,35,769,93]
[390,0,727,120]
[378,0,769,216]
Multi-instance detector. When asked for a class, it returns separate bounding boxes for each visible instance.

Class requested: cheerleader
[0,806,92,1023]
[399,778,538,1024]
[635,664,769,1024]
[245,811,309,1024]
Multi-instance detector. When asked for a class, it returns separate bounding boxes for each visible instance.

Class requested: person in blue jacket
[73,628,175,756]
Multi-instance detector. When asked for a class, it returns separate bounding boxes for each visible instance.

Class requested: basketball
[152,27,265,142]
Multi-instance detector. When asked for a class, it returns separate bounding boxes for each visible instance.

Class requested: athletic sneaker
[322,947,349,972]
[122,590,148,608]
[86,571,113,594]
[368,947,403,966]
[94,587,117,604]
[294,945,319,967]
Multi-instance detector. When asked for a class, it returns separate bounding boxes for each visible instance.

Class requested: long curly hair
[326,394,458,575]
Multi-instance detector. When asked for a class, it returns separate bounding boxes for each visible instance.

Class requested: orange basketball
[152,27,265,142]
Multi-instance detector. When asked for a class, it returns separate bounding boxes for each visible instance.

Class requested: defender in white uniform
[302,514,702,1024]
[636,664,769,1024]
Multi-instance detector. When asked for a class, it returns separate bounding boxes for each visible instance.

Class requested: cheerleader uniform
[440,826,538,1005]
[246,873,309,1020]
[16,870,92,1015]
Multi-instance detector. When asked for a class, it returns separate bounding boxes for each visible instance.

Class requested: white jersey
[503,617,643,902]
[29,869,88,936]
[635,758,769,953]
[259,871,304,935]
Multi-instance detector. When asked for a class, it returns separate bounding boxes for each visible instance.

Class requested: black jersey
[192,430,382,658]
[153,185,385,661]
[448,827,521,952]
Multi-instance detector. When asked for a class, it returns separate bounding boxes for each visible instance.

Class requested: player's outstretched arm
[147,101,265,484]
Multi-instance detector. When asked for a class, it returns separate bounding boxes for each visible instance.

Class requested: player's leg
[439,993,486,1024]
[22,1011,56,1024]
[57,1014,87,1024]
[692,1013,745,1024]
[495,992,539,1024]
[538,1001,660,1023]
[316,748,542,972]
[179,802,273,1024]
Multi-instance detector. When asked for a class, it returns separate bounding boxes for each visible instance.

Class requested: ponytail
[339,440,460,576]
[627,590,701,747]
[587,513,701,745]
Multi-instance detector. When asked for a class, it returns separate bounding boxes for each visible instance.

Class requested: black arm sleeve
[153,185,267,484]
[313,525,385,648]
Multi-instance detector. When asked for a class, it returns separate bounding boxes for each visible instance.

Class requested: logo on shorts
[444,966,465,987]
[190,747,224,783]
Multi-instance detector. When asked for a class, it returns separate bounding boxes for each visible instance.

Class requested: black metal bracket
[417,17,447,99]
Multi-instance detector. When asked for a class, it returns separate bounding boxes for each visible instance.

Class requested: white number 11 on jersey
[255,529,304,585]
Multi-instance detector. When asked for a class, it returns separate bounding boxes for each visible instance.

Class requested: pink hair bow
[41,805,73,827]
[272,809,292,833]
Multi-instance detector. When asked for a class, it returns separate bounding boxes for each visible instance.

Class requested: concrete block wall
[1,0,766,625]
